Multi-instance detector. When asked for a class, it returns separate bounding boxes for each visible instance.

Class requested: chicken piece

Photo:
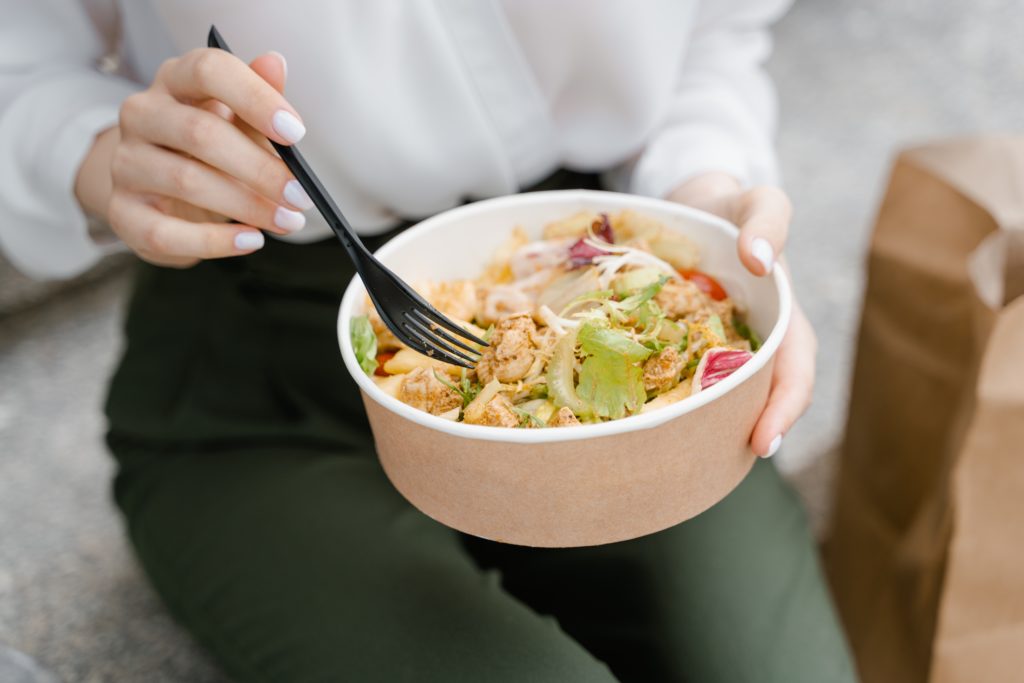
[643,346,685,394]
[547,406,581,427]
[528,325,559,359]
[464,393,519,428]
[397,367,462,415]
[654,279,708,319]
[475,314,538,384]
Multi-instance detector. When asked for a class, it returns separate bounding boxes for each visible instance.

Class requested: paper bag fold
[826,136,1024,683]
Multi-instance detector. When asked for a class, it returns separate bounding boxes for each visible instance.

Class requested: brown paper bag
[824,136,1024,683]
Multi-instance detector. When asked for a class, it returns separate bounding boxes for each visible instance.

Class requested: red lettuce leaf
[694,348,754,391]
[568,213,616,268]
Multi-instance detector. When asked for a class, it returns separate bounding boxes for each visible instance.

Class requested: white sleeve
[0,0,140,280]
[629,0,792,199]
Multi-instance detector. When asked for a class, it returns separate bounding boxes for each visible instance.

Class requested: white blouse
[0,0,789,279]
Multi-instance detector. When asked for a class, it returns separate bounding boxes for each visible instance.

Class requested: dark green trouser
[105,189,856,683]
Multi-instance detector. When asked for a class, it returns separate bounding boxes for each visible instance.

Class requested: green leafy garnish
[434,369,481,408]
[613,267,663,296]
[733,317,762,351]
[576,320,653,419]
[560,289,615,318]
[546,327,591,417]
[562,276,669,327]
[351,315,378,376]
[511,405,547,429]
[617,275,669,312]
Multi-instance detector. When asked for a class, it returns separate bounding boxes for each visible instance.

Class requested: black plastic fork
[208,26,487,368]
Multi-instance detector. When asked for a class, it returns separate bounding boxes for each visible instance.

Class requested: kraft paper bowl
[338,190,791,547]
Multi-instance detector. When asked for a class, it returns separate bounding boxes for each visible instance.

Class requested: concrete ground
[1,1,1021,680]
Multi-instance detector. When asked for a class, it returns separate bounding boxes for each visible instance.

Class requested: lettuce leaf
[350,315,378,376]
[618,275,669,312]
[547,326,592,417]
[706,314,726,343]
[733,317,762,351]
[576,321,653,419]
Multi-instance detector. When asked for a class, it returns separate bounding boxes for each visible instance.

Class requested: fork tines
[378,303,486,369]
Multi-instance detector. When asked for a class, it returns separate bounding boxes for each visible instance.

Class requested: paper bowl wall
[338,190,791,547]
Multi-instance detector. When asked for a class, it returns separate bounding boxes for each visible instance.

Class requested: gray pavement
[1,1,1021,680]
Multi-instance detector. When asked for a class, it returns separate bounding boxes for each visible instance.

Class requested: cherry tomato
[679,269,728,301]
[374,351,397,376]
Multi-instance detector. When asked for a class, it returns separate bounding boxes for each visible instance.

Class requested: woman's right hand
[76,49,314,267]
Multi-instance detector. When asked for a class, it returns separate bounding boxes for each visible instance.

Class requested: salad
[351,210,760,428]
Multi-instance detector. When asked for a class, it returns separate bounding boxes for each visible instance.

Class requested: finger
[192,53,287,153]
[159,48,305,145]
[120,93,314,211]
[250,51,287,93]
[233,52,289,154]
[199,98,234,122]
[108,190,266,262]
[735,186,791,277]
[112,143,305,235]
[750,308,817,457]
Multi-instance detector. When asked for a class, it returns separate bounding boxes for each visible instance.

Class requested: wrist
[74,125,120,221]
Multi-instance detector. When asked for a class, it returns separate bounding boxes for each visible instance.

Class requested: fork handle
[207,26,369,266]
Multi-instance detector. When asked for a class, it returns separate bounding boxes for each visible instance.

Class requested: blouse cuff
[629,125,769,200]
[0,71,137,279]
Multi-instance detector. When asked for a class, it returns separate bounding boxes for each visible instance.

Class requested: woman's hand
[75,49,314,267]
[669,172,817,458]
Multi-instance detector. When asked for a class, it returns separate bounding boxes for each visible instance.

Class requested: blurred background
[1,1,1022,680]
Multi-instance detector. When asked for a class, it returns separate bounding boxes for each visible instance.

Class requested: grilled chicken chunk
[398,367,462,415]
[643,346,685,393]
[476,314,537,384]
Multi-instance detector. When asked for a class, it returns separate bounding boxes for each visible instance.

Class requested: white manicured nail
[234,231,265,251]
[283,180,314,211]
[272,110,305,144]
[274,206,305,232]
[268,51,287,79]
[751,238,775,275]
[763,434,783,458]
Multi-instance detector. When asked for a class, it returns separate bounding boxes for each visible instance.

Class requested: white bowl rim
[338,190,791,444]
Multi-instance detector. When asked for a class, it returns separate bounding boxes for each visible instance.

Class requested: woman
[0,1,854,681]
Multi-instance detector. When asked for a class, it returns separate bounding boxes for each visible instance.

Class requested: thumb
[250,51,287,93]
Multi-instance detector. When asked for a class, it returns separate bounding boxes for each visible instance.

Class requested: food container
[338,190,791,547]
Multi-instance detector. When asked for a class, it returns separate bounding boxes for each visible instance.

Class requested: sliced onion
[537,304,579,336]
[464,378,506,423]
[536,268,603,315]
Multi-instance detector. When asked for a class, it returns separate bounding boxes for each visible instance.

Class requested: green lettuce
[576,320,653,419]
[706,314,726,343]
[733,317,762,351]
[350,314,378,376]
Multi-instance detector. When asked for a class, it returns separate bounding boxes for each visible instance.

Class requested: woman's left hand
[669,172,817,458]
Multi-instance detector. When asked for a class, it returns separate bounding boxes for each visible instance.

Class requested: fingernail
[234,231,265,251]
[751,238,775,275]
[272,110,305,144]
[283,179,314,211]
[274,206,305,232]
[762,434,783,458]
[268,50,287,79]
